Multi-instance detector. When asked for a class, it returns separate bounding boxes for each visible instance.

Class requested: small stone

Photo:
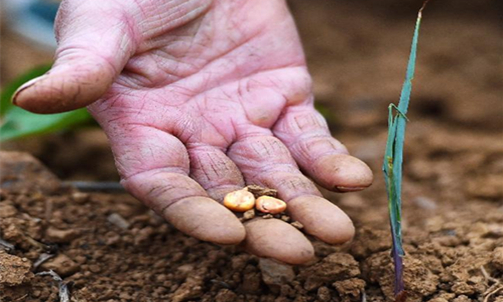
[40,253,80,277]
[107,213,130,229]
[413,196,437,210]
[0,250,32,286]
[259,258,295,288]
[243,209,256,221]
[280,215,290,222]
[262,214,274,219]
[290,221,304,230]
[71,192,89,204]
[45,226,79,243]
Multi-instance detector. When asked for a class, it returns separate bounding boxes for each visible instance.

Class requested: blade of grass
[383,2,429,300]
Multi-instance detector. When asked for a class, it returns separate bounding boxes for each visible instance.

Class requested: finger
[228,133,354,245]
[287,195,354,244]
[108,124,245,245]
[273,105,373,192]
[228,133,321,201]
[243,218,314,265]
[187,145,245,201]
[12,1,137,113]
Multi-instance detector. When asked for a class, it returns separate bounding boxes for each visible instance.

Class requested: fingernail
[12,75,46,105]
[335,186,367,193]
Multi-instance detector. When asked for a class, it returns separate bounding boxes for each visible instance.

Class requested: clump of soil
[0,250,32,286]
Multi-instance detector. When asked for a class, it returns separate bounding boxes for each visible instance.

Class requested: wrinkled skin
[13,0,373,264]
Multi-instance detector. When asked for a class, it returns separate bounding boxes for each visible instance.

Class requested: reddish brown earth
[1,0,502,301]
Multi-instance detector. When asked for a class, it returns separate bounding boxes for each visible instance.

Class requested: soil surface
[1,0,502,301]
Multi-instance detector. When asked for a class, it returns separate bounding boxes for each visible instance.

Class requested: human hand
[13,0,373,264]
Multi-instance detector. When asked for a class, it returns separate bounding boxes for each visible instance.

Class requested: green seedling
[383,2,428,300]
[0,65,92,142]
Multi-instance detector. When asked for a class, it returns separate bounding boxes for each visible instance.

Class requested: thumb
[12,1,138,114]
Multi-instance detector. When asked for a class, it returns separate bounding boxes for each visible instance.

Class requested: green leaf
[0,65,51,116]
[0,107,91,142]
[0,65,93,142]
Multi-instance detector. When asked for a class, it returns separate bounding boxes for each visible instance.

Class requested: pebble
[243,209,256,221]
[45,226,79,243]
[290,221,304,230]
[280,215,290,222]
[40,253,80,277]
[413,196,438,210]
[107,213,130,230]
[71,192,89,204]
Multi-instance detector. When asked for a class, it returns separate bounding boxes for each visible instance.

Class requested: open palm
[14,0,372,264]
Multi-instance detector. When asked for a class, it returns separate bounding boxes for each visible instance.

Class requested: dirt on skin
[1,0,502,301]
